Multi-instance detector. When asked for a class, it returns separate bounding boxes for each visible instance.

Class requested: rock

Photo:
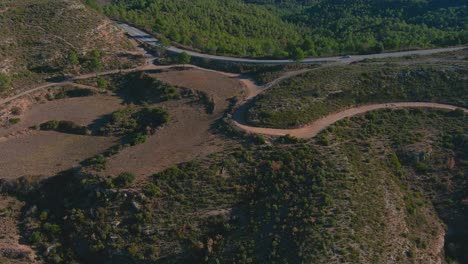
[142,226,155,236]
[131,201,142,211]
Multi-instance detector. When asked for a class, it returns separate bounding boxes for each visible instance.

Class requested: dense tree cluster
[98,0,467,58]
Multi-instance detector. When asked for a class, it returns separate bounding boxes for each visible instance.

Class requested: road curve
[233,103,468,139]
[117,22,467,65]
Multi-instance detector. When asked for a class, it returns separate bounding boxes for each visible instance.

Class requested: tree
[68,51,79,66]
[302,38,316,54]
[90,58,102,76]
[96,77,109,89]
[0,73,11,93]
[90,49,101,59]
[178,52,191,65]
[88,49,102,72]
[291,47,305,62]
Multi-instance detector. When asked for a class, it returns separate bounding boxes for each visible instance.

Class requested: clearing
[104,68,244,177]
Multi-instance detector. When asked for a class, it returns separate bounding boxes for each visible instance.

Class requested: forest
[97,0,468,58]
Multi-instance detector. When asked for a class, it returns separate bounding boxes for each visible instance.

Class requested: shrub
[40,120,60,130]
[43,223,62,238]
[276,135,301,144]
[114,172,136,187]
[250,134,266,145]
[8,118,20,125]
[87,154,106,168]
[11,107,21,115]
[40,120,89,135]
[29,231,43,245]
[96,77,109,89]
[0,73,11,93]
[415,162,430,174]
[144,184,161,197]
[130,133,148,145]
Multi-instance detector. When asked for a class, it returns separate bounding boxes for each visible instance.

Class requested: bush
[97,77,109,89]
[276,135,301,144]
[0,73,11,93]
[11,107,21,115]
[130,133,148,145]
[415,162,430,174]
[86,154,106,168]
[144,184,161,197]
[43,223,62,238]
[29,231,43,245]
[40,120,60,130]
[250,134,266,145]
[114,172,136,187]
[8,118,20,125]
[40,120,89,135]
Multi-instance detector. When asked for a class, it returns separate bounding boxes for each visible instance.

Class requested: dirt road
[233,102,468,139]
[0,64,240,107]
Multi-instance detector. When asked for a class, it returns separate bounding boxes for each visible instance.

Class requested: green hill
[247,49,468,128]
[9,108,467,263]
[100,0,467,58]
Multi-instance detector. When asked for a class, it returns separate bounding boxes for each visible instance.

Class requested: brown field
[104,69,245,178]
[0,90,126,179]
[150,68,245,113]
[0,131,117,179]
[1,95,123,137]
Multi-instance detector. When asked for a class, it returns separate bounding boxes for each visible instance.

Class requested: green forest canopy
[99,0,468,58]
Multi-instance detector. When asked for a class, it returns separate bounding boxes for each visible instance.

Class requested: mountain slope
[0,0,142,95]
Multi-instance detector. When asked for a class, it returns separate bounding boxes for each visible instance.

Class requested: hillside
[2,108,466,263]
[101,0,467,58]
[0,0,143,95]
[247,49,468,128]
[0,2,467,262]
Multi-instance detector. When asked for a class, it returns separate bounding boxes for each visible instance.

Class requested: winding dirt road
[2,58,466,142]
[233,102,468,139]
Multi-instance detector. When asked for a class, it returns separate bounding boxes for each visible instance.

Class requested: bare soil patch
[150,68,244,113]
[105,69,245,178]
[0,95,123,137]
[0,131,117,179]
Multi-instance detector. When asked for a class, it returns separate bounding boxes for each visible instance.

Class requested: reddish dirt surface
[104,69,244,178]
[0,195,39,264]
[151,68,244,112]
[234,102,468,139]
[0,95,123,137]
[0,131,117,179]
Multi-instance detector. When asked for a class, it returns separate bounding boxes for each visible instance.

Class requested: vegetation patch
[18,109,467,263]
[248,62,468,128]
[100,106,169,146]
[40,120,90,135]
[76,72,181,104]
[101,0,467,58]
